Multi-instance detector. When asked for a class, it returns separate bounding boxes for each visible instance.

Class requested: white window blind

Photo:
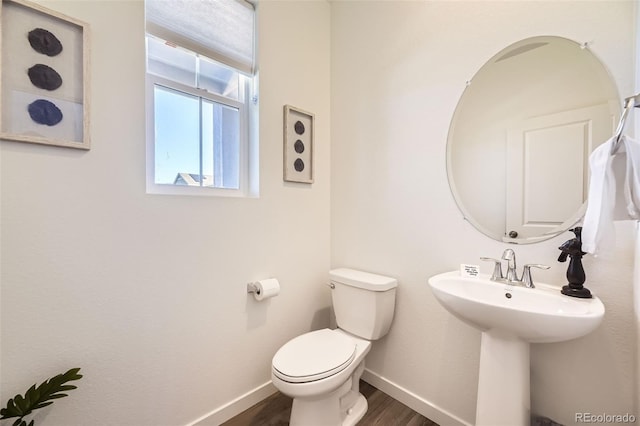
[145,0,255,75]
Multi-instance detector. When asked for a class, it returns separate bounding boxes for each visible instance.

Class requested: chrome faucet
[481,249,550,288]
[502,249,519,282]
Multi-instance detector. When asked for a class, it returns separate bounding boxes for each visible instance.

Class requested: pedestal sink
[428,271,605,426]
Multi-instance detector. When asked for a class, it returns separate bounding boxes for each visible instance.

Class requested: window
[145,0,257,196]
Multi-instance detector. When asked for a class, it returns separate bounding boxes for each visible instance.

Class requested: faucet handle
[480,257,504,281]
[522,264,550,288]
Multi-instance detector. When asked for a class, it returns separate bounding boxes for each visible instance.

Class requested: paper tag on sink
[461,264,480,278]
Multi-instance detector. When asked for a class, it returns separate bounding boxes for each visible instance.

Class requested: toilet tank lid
[329,268,397,291]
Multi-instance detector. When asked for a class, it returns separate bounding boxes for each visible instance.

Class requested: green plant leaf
[1,398,22,418]
[46,394,67,400]
[25,385,38,404]
[56,385,77,392]
[13,395,28,415]
[0,368,82,421]
[32,401,54,410]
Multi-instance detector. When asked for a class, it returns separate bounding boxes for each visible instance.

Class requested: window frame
[145,41,257,198]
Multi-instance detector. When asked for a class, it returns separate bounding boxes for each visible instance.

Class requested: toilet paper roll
[253,278,280,301]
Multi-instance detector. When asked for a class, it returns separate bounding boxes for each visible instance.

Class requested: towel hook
[611,94,640,155]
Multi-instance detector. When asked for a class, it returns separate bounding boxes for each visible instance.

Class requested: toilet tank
[329,268,398,340]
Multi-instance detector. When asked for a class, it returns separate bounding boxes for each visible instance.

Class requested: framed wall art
[283,105,314,184]
[0,0,90,149]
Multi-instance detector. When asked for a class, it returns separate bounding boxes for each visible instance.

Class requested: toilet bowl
[272,328,371,426]
[271,268,397,426]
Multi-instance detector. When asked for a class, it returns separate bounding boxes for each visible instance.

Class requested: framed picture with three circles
[0,0,90,149]
[283,104,314,184]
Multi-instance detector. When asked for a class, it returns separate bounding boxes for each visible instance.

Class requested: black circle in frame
[294,159,305,172]
[294,140,305,154]
[294,120,305,135]
[28,28,63,57]
[28,64,63,91]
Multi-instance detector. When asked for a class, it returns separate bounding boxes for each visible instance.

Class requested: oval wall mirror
[447,36,620,244]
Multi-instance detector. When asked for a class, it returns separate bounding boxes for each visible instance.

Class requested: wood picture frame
[283,105,314,183]
[0,0,90,149]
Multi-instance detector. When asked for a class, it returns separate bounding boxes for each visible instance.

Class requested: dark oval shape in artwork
[28,99,63,126]
[294,120,305,135]
[294,158,305,172]
[294,140,305,154]
[28,28,63,56]
[28,64,63,91]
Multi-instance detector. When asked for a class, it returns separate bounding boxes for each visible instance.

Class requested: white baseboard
[186,381,277,426]
[186,370,472,426]
[361,369,473,426]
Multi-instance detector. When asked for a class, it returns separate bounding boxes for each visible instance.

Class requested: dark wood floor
[222,380,438,426]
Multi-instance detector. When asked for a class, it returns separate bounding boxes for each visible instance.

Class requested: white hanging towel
[582,135,640,256]
[623,135,640,219]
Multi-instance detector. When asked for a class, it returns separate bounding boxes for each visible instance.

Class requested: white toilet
[271,268,398,426]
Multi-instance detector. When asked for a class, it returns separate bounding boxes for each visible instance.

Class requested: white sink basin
[428,271,604,343]
[428,270,606,425]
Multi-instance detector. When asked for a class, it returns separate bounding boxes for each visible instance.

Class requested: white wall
[0,1,331,425]
[331,1,637,425]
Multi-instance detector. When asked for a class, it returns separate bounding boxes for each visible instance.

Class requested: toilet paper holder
[247,278,281,301]
[247,282,261,295]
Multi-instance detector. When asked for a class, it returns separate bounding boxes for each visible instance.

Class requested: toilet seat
[272,329,356,383]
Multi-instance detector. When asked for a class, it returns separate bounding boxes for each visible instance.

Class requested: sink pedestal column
[476,330,530,426]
